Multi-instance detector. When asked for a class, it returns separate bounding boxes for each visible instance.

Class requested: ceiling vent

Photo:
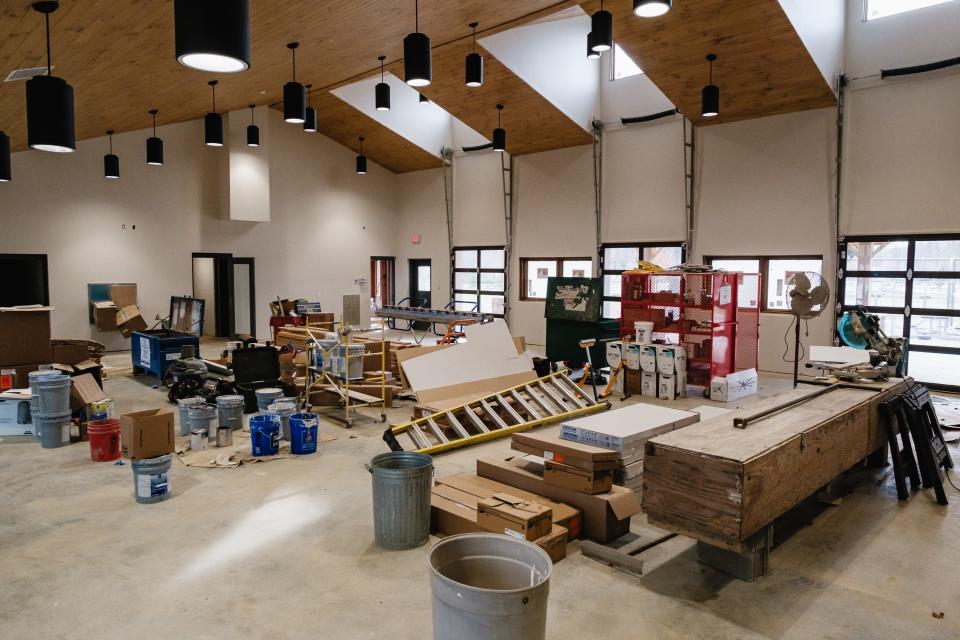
[4,66,52,82]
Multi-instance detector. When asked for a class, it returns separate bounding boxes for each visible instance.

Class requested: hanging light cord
[415,0,419,32]
[360,137,364,154]
[44,11,52,74]
[292,46,297,81]
[108,131,113,154]
[250,105,255,124]
[152,111,158,137]
[211,83,216,112]
[472,24,477,53]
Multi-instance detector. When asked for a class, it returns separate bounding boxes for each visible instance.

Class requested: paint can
[255,388,283,413]
[87,398,114,422]
[28,370,61,438]
[249,414,280,457]
[131,454,172,504]
[215,394,245,431]
[177,397,204,436]
[188,404,218,442]
[0,368,14,391]
[634,321,654,345]
[190,428,208,452]
[216,425,233,448]
[267,400,296,440]
[87,418,121,462]
[36,374,71,416]
[36,412,72,449]
[289,413,319,455]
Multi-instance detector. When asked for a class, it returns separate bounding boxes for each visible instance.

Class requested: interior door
[409,259,431,309]
[192,253,234,338]
[233,258,256,338]
[370,257,395,309]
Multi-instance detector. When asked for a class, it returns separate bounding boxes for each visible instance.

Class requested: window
[865,0,956,20]
[612,43,643,80]
[840,235,960,389]
[601,243,684,318]
[520,258,593,301]
[453,247,506,316]
[707,256,823,312]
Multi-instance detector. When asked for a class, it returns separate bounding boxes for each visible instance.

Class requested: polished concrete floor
[1,340,959,639]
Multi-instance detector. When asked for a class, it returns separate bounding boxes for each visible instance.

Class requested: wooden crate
[642,379,907,552]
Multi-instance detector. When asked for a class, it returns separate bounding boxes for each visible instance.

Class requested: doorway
[192,253,256,339]
[0,254,49,306]
[409,259,431,331]
[370,256,395,309]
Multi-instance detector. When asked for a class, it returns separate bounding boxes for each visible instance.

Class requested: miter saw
[836,305,909,378]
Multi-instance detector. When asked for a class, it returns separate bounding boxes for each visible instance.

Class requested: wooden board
[579,0,836,126]
[643,379,908,552]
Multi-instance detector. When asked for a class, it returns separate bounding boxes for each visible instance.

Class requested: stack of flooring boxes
[430,473,580,563]
[557,403,700,498]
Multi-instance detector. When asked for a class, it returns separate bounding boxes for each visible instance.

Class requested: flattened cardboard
[544,459,614,495]
[0,306,53,366]
[51,342,90,366]
[511,429,619,471]
[478,492,552,541]
[69,373,106,411]
[120,408,175,459]
[477,456,641,543]
[435,473,582,539]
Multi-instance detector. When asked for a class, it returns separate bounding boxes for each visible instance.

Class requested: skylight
[612,44,643,80]
[865,0,956,20]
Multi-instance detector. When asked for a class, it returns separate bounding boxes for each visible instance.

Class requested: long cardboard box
[544,459,613,494]
[477,456,641,543]
[511,429,619,471]
[433,473,581,539]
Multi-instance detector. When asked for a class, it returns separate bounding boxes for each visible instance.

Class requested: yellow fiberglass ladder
[382,370,609,455]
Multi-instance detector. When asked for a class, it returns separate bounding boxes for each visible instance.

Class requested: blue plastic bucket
[250,414,281,457]
[289,413,319,455]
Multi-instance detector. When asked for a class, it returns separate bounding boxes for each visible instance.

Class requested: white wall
[779,0,846,93]
[191,257,216,336]
[0,108,400,345]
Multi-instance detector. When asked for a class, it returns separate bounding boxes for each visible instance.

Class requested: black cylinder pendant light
[284,42,306,123]
[492,104,506,153]
[147,109,164,166]
[701,53,720,118]
[586,32,600,60]
[247,104,260,147]
[419,93,429,105]
[27,2,75,153]
[590,0,613,53]
[304,85,318,132]
[633,0,672,17]
[356,136,367,175]
[404,0,432,87]
[465,22,484,87]
[174,0,250,73]
[204,80,224,146]
[104,130,119,179]
[0,131,11,182]
[375,56,390,112]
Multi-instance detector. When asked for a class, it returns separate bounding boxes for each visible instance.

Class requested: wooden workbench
[642,378,909,554]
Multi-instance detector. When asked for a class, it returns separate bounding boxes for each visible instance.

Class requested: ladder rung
[464,406,490,433]
[538,380,568,412]
[510,389,541,421]
[480,399,510,430]
[496,394,525,425]
[525,385,558,416]
[552,376,589,409]
[408,424,432,450]
[425,418,449,444]
[445,412,470,440]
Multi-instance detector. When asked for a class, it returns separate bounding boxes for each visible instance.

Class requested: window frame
[519,257,594,301]
[839,233,960,391]
[610,43,644,81]
[863,0,957,21]
[600,242,686,319]
[705,254,824,313]
[451,245,507,317]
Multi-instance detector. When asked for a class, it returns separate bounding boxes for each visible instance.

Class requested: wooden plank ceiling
[0,0,574,172]
[579,0,836,126]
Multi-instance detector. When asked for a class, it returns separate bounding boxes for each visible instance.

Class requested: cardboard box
[544,459,613,495]
[710,368,759,402]
[656,345,687,375]
[0,306,53,366]
[638,346,658,373]
[641,371,658,397]
[109,284,138,308]
[91,301,119,331]
[116,305,148,338]
[70,373,106,411]
[658,373,686,400]
[478,493,552,541]
[0,390,34,436]
[534,524,568,563]
[623,343,642,370]
[511,430,619,471]
[120,408,174,459]
[477,456,641,543]
[52,341,90,366]
[434,473,582,539]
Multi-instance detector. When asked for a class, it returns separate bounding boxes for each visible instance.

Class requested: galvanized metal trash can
[429,533,552,640]
[367,451,433,550]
